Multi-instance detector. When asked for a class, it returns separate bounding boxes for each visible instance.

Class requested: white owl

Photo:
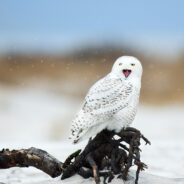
[70,56,143,144]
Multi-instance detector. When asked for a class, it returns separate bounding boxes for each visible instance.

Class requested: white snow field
[0,84,184,183]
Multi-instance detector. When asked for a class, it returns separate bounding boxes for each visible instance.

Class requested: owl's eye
[131,63,135,66]
[119,63,122,66]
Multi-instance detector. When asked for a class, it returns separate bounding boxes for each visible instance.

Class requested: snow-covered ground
[0,83,184,183]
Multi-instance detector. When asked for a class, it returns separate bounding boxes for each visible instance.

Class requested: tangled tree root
[0,127,150,184]
[62,127,150,184]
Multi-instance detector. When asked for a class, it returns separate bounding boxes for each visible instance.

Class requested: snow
[0,84,80,142]
[134,105,184,178]
[0,84,184,183]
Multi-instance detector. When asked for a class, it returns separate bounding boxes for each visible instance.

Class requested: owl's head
[112,56,143,80]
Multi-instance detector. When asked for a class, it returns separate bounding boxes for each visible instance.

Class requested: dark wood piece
[0,147,63,178]
[0,127,150,184]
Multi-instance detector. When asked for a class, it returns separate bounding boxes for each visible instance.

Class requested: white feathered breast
[70,72,140,143]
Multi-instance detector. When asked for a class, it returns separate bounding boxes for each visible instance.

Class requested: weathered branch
[0,147,63,178]
[0,127,150,184]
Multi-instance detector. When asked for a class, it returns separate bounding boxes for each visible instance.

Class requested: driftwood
[0,147,63,177]
[0,127,150,184]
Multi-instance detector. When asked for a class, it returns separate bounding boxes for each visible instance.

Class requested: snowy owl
[70,56,143,144]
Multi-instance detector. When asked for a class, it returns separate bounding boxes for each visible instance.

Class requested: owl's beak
[123,69,131,78]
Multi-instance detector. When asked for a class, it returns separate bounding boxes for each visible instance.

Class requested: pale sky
[0,0,184,54]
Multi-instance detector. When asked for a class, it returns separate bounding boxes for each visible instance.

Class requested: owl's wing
[70,74,133,143]
[83,74,133,116]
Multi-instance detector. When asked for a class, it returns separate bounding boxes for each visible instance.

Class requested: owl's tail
[69,126,92,144]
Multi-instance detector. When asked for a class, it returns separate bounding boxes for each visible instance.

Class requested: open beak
[123,69,131,78]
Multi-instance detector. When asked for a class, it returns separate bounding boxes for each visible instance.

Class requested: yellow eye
[119,63,122,66]
[131,63,135,66]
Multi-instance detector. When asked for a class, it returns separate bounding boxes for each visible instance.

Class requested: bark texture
[0,127,150,184]
[0,147,63,177]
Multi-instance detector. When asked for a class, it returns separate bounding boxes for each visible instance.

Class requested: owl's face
[112,56,143,80]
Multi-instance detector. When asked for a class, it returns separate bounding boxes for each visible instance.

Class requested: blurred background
[0,0,184,180]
